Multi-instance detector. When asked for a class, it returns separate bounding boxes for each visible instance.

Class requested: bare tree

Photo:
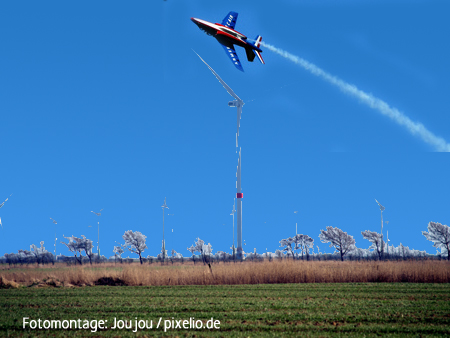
[16,250,31,265]
[274,249,284,259]
[319,226,356,261]
[4,253,13,266]
[202,242,213,263]
[30,242,49,265]
[60,236,94,264]
[361,230,384,260]
[293,234,314,260]
[196,238,212,264]
[113,245,124,263]
[187,244,196,264]
[189,238,212,264]
[169,249,182,264]
[78,236,94,264]
[279,237,294,259]
[122,230,147,264]
[214,251,231,261]
[61,236,84,265]
[422,221,450,260]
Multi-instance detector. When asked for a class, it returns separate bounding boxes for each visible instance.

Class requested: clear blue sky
[1,0,449,258]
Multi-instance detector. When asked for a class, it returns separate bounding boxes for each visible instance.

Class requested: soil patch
[0,276,21,289]
[94,277,127,286]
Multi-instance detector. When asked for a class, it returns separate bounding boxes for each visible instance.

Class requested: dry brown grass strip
[1,260,449,287]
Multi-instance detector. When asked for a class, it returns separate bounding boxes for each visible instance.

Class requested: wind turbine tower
[50,218,58,256]
[91,209,103,257]
[161,197,169,261]
[230,198,236,259]
[195,51,245,259]
[375,199,385,259]
[236,148,243,259]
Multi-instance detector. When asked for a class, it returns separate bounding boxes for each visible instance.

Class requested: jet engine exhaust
[261,42,450,152]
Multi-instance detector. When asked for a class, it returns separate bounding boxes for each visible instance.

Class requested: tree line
[278,222,449,261]
[2,221,449,266]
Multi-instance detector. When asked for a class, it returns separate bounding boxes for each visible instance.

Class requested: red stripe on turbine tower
[237,193,243,198]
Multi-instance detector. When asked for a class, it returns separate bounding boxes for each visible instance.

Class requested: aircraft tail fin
[252,35,265,64]
[254,35,262,49]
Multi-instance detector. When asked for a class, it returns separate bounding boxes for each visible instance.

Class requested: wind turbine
[375,199,385,259]
[91,209,103,257]
[0,194,12,209]
[194,51,244,151]
[50,218,57,256]
[91,209,103,216]
[294,210,298,235]
[161,197,169,261]
[195,51,245,259]
[0,194,13,229]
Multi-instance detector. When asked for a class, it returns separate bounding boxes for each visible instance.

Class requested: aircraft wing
[221,44,244,72]
[221,11,238,29]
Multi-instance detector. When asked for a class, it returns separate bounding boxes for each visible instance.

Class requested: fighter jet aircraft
[191,12,264,72]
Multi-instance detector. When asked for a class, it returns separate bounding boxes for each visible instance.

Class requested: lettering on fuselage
[225,47,239,66]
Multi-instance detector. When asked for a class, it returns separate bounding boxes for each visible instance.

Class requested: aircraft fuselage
[191,18,262,53]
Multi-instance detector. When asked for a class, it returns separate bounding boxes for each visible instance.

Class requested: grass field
[1,283,449,337]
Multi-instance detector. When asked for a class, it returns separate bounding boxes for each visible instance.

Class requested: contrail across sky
[261,42,450,152]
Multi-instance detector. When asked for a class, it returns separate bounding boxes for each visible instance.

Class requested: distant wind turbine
[91,209,103,256]
[0,194,12,229]
[50,218,57,255]
[294,210,298,235]
[375,200,385,212]
[375,199,385,258]
[0,194,12,209]
[91,209,103,217]
[161,197,169,261]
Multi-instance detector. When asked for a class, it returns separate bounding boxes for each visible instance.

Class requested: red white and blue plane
[191,12,264,72]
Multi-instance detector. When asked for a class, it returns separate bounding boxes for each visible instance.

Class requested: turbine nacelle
[228,100,243,108]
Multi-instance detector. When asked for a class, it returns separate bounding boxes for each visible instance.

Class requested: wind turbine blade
[193,50,242,102]
[375,199,385,211]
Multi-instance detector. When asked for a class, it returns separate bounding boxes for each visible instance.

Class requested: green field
[1,283,449,337]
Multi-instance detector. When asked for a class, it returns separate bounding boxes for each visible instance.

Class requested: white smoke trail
[261,42,450,152]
